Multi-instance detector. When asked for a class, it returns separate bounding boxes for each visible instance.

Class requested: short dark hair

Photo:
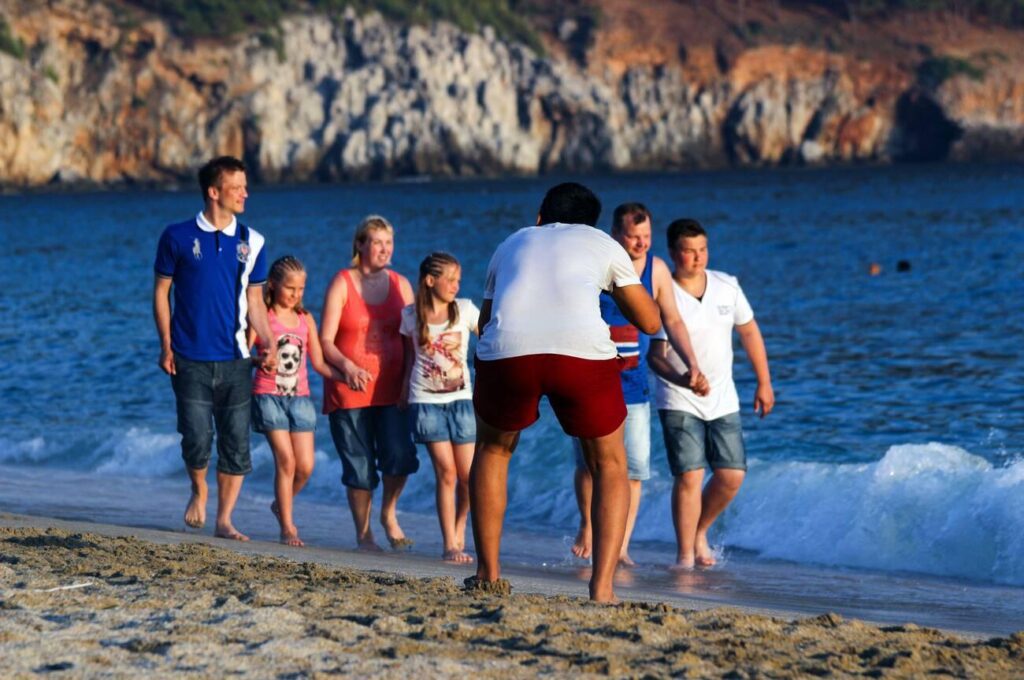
[198,156,246,201]
[666,218,707,251]
[612,202,651,233]
[538,182,601,226]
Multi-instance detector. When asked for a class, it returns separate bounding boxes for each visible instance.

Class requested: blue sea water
[1,164,1022,631]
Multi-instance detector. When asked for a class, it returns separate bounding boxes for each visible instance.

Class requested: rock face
[0,0,1022,187]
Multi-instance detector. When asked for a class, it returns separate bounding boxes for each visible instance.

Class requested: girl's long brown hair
[264,255,307,315]
[416,252,460,352]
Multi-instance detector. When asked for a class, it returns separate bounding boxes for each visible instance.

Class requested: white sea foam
[0,436,51,464]
[706,443,1024,585]
[3,429,1021,586]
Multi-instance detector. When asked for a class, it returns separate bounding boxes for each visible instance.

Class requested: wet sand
[2,514,1022,677]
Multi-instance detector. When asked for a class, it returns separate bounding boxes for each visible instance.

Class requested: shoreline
[2,513,1023,677]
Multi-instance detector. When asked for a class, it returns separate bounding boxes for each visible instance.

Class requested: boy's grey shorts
[658,409,746,476]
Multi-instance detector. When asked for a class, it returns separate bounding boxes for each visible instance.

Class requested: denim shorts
[328,405,419,490]
[252,394,317,433]
[170,354,252,475]
[574,402,651,480]
[659,409,746,475]
[411,400,476,444]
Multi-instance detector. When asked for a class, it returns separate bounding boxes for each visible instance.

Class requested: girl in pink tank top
[249,256,344,548]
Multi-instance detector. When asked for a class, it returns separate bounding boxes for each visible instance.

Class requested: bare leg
[670,469,704,569]
[267,430,303,546]
[452,441,475,559]
[290,432,315,495]
[694,469,745,566]
[469,420,520,583]
[184,466,208,529]
[571,465,593,559]
[380,474,410,548]
[214,472,248,541]
[578,421,629,603]
[427,441,468,561]
[347,487,382,551]
[619,479,642,567]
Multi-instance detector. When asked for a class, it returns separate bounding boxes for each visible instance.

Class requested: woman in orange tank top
[321,215,419,552]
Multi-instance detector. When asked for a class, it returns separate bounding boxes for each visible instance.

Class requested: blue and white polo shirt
[154,211,267,361]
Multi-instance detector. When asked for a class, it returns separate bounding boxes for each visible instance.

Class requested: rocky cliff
[1,0,1022,187]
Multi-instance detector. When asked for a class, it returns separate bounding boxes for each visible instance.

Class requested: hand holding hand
[343,360,372,392]
[259,345,278,374]
[688,368,710,397]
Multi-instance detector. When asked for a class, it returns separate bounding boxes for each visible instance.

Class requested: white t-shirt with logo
[400,298,481,404]
[653,270,754,420]
[476,223,642,361]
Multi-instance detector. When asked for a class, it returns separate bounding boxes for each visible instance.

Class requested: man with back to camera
[648,218,774,569]
[469,182,662,603]
[571,202,709,567]
[153,156,277,541]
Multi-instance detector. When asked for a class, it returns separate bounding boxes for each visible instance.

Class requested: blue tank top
[599,252,654,404]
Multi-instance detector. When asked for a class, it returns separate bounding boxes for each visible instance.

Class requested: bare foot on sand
[214,524,250,541]
[695,533,717,567]
[381,517,412,551]
[571,525,592,560]
[356,534,384,552]
[280,526,304,547]
[442,549,474,564]
[618,553,636,568]
[184,489,207,529]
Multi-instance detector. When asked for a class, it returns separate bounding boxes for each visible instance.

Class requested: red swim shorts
[473,354,626,439]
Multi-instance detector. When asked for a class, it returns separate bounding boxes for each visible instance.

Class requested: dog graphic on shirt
[275,334,304,396]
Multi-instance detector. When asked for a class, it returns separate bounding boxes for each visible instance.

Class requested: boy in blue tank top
[153,156,277,541]
[571,203,708,566]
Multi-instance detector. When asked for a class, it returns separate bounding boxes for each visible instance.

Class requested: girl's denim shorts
[411,399,476,444]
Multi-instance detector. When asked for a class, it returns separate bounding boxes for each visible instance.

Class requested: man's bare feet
[280,529,304,547]
[184,489,207,529]
[571,524,592,559]
[442,549,474,564]
[214,523,249,541]
[695,533,717,567]
[669,554,696,571]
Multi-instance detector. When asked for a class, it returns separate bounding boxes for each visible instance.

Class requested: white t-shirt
[476,223,642,360]
[653,270,754,420]
[400,298,481,404]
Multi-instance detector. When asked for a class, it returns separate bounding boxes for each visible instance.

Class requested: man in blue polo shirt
[153,156,276,541]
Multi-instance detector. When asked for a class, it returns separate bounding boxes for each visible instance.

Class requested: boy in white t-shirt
[470,182,662,603]
[648,218,775,570]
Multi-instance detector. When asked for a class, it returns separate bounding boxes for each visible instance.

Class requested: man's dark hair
[612,202,651,234]
[666,218,707,251]
[198,156,246,201]
[538,182,601,226]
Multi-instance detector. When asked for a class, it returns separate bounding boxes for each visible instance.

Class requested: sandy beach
[1,514,1022,678]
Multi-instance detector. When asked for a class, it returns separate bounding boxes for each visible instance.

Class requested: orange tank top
[323,269,406,412]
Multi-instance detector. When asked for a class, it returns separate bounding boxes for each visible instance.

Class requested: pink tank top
[323,269,405,412]
[252,310,311,397]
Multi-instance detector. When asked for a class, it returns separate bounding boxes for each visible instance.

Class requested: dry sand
[1,519,1022,678]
